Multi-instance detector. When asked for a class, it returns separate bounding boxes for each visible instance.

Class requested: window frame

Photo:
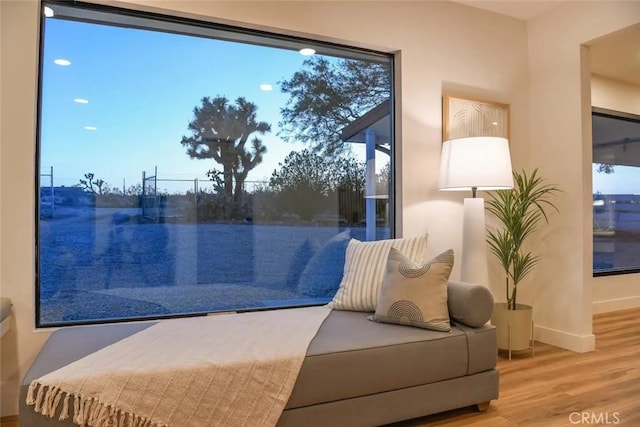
[35,0,398,327]
[592,106,640,277]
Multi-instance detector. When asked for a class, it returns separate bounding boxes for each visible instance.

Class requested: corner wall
[0,0,529,416]
[527,1,640,351]
[1,0,51,417]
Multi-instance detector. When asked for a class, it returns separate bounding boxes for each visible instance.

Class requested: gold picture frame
[442,93,510,141]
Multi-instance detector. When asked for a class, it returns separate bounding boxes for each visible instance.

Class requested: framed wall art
[442,94,510,141]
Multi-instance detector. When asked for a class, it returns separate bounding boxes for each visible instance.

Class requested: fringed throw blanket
[27,306,331,427]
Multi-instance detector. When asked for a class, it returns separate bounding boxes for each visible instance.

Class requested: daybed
[0,297,12,338]
[20,280,497,426]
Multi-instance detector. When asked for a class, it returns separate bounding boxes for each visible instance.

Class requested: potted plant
[485,168,560,356]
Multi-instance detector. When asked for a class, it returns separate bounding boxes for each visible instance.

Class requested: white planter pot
[491,303,533,358]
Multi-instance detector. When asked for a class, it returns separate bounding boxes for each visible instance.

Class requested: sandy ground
[38,206,388,324]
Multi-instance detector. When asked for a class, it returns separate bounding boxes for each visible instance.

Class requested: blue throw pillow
[284,239,316,290]
[297,230,350,298]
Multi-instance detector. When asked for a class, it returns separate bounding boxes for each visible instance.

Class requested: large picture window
[592,108,640,275]
[37,1,395,326]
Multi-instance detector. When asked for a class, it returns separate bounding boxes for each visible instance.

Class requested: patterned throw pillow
[329,234,428,312]
[369,248,454,332]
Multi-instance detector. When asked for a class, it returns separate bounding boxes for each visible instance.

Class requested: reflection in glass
[592,109,640,274]
[37,2,394,326]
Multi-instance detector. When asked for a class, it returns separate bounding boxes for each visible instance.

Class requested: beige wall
[592,75,640,115]
[527,1,640,351]
[590,75,640,313]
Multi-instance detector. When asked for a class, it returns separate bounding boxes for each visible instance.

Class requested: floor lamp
[438,136,513,286]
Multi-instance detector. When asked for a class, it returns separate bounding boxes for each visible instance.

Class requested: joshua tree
[180,96,270,218]
[79,173,107,195]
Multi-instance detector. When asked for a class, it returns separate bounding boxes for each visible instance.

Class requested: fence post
[50,166,54,218]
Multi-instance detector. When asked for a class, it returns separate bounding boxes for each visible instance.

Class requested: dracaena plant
[485,169,560,310]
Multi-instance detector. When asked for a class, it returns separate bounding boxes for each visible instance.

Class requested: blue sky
[40,17,374,194]
[593,165,640,195]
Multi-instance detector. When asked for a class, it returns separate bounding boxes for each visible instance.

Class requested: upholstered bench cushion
[0,297,12,322]
[20,323,154,427]
[20,283,497,427]
[21,323,154,384]
[286,309,496,408]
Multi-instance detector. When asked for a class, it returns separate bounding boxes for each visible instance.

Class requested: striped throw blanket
[27,306,331,427]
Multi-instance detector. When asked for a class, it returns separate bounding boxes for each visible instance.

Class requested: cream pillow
[329,234,428,312]
[369,248,454,332]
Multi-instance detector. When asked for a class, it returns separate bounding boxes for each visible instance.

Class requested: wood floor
[393,307,640,427]
[2,308,638,427]
[0,416,17,427]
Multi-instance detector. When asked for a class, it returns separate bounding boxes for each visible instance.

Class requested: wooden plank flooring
[392,307,640,426]
[0,416,17,427]
[2,309,638,427]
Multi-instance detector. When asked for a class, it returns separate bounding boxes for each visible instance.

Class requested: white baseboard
[593,296,640,314]
[534,324,595,353]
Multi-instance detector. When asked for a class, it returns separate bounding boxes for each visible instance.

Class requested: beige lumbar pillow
[369,248,454,332]
[329,234,428,312]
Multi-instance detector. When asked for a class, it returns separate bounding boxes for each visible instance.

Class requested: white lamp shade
[438,136,513,191]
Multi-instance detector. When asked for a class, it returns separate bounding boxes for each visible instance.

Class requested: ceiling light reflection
[54,59,71,66]
[299,48,316,56]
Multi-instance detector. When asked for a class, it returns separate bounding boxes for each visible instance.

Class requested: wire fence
[39,166,377,225]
